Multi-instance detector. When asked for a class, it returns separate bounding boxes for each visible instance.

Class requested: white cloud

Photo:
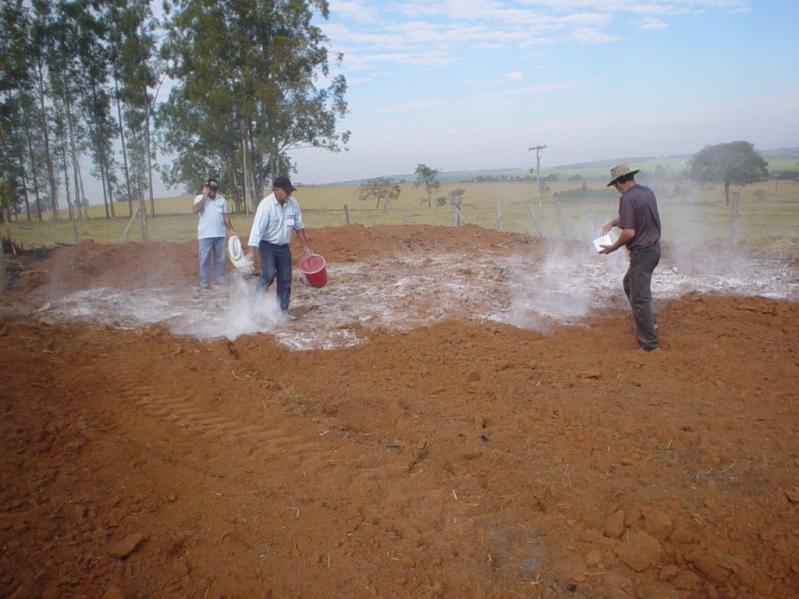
[517,1,749,16]
[505,71,525,81]
[569,27,621,43]
[635,18,668,29]
[329,0,380,23]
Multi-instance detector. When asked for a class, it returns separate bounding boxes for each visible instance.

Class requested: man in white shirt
[247,176,313,318]
[192,176,234,288]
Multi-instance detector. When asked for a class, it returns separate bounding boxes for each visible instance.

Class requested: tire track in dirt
[94,339,511,594]
[107,366,341,476]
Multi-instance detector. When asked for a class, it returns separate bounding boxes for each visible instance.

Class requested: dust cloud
[41,243,797,350]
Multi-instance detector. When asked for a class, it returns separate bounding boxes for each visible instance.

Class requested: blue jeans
[257,242,292,311]
[198,237,225,287]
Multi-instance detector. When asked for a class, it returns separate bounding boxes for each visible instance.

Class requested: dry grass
[6,179,799,248]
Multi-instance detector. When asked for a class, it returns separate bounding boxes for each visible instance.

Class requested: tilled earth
[1,225,798,598]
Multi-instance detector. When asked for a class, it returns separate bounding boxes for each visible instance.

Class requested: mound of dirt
[1,225,798,598]
[15,225,530,301]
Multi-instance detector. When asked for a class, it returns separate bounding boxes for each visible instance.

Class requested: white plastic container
[592,230,619,253]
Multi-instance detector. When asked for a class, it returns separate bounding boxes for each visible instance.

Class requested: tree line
[0,0,348,233]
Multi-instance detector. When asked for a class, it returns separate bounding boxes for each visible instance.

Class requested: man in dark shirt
[600,164,662,351]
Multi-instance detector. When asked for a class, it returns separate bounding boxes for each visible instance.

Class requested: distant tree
[544,173,558,182]
[689,141,768,205]
[448,188,465,225]
[654,164,671,179]
[414,163,440,207]
[567,174,582,181]
[435,196,447,207]
[448,188,465,206]
[358,177,400,213]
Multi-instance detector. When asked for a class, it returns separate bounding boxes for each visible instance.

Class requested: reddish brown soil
[2,225,799,598]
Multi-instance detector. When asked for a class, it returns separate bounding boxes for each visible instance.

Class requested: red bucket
[300,254,327,288]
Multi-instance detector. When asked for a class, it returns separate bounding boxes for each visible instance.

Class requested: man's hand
[304,246,314,257]
[599,244,614,254]
[600,222,614,235]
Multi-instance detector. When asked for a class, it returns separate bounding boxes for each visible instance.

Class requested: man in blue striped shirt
[247,176,313,319]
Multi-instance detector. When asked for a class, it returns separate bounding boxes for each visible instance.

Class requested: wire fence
[6,188,799,248]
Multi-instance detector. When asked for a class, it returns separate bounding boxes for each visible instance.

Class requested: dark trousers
[257,242,292,311]
[623,241,660,350]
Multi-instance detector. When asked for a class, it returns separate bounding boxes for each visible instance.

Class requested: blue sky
[288,0,799,184]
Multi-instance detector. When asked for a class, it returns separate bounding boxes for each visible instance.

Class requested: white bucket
[227,235,254,274]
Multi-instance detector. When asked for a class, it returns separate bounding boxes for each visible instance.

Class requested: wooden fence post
[453,201,465,226]
[120,206,141,243]
[495,198,503,231]
[525,202,543,238]
[344,204,350,225]
[553,198,566,239]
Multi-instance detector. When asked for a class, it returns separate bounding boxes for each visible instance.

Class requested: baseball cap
[272,175,296,193]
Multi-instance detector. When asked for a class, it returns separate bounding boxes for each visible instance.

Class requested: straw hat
[606,163,640,187]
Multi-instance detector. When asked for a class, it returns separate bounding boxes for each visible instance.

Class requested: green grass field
[6,178,799,248]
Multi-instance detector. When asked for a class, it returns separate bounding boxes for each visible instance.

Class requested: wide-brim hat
[606,163,639,187]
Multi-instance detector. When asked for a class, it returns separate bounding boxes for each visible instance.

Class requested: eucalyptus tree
[110,0,159,220]
[29,0,61,220]
[160,0,349,209]
[0,0,32,219]
[50,91,80,240]
[1,0,48,221]
[45,0,111,222]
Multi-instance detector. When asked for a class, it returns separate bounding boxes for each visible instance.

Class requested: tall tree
[2,0,47,221]
[0,0,32,220]
[69,0,119,219]
[111,0,159,221]
[30,0,61,220]
[160,0,348,205]
[414,163,440,207]
[689,141,768,206]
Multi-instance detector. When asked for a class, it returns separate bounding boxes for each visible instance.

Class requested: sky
[282,0,799,185]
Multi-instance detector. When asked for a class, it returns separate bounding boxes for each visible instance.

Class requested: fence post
[344,204,350,225]
[525,202,543,238]
[453,201,465,226]
[120,206,141,243]
[495,198,503,231]
[553,198,566,239]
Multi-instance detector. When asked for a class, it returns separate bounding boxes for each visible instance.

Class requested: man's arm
[192,188,208,214]
[600,228,634,254]
[295,228,313,255]
[246,200,267,264]
[223,213,234,235]
[601,217,619,235]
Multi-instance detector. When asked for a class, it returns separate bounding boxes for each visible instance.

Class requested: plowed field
[1,225,798,598]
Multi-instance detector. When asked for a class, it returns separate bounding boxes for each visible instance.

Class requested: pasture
[6,178,799,249]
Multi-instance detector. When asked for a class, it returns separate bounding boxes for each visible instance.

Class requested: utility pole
[528,144,547,207]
